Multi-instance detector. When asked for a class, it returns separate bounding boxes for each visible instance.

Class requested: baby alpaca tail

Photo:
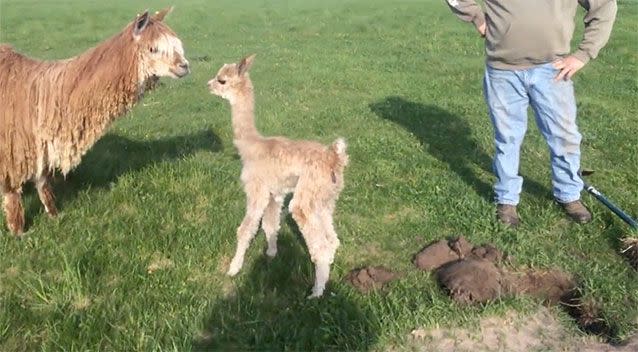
[330,138,349,167]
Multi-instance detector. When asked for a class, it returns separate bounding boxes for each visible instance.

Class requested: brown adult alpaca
[0,7,189,235]
[208,55,349,298]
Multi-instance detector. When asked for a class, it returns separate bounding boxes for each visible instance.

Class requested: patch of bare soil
[407,307,637,352]
[621,238,638,270]
[344,266,399,293]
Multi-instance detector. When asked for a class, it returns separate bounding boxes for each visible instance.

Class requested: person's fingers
[555,68,568,81]
[553,60,565,69]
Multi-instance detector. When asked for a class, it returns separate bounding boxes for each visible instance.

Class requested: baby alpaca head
[208,54,256,101]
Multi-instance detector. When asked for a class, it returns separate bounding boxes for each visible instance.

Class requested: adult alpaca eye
[149,47,158,53]
[218,79,226,85]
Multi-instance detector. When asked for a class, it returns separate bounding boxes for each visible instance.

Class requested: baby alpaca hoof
[227,260,242,277]
[307,287,325,299]
[266,247,277,258]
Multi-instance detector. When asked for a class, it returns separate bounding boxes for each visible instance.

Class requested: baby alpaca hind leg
[292,204,336,298]
[321,207,341,252]
[261,196,283,258]
[227,187,269,276]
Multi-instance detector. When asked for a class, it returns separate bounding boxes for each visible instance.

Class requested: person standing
[445,0,617,227]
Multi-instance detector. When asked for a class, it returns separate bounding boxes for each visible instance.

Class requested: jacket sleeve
[444,0,485,27]
[574,0,618,64]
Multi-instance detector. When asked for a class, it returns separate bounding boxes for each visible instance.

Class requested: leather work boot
[559,200,592,224]
[496,204,520,228]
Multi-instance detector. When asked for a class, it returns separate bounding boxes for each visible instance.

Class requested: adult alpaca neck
[64,30,142,124]
[229,81,260,141]
[43,29,146,174]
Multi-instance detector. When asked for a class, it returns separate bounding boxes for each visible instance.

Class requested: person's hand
[553,56,585,81]
[476,22,486,37]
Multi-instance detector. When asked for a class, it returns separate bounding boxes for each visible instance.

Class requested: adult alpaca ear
[153,6,173,22]
[238,54,256,76]
[133,10,150,39]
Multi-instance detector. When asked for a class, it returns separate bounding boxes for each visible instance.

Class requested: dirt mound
[413,239,462,271]
[437,259,508,304]
[415,236,574,304]
[413,236,502,271]
[420,237,617,338]
[345,266,399,293]
[510,269,576,304]
[436,259,576,305]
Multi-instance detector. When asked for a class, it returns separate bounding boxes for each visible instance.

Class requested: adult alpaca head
[132,7,190,81]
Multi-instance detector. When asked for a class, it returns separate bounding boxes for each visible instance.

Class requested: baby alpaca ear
[153,6,173,22]
[237,54,256,76]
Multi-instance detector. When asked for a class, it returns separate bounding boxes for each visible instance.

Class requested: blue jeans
[483,63,583,205]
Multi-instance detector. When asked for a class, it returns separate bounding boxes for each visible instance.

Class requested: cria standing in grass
[445,0,617,227]
[208,55,348,298]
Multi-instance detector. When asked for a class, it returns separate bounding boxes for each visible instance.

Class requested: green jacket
[445,0,617,69]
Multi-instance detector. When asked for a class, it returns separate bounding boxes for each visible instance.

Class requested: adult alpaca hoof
[7,222,24,237]
[6,213,25,237]
[45,206,59,218]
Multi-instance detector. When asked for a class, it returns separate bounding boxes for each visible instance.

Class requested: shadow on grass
[193,216,378,351]
[49,129,222,209]
[369,96,550,202]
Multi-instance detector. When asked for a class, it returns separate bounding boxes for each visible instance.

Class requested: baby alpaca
[208,55,348,298]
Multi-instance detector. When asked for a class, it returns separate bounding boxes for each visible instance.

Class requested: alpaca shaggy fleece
[0,8,189,234]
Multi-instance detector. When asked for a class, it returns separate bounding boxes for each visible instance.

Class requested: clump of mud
[414,236,506,272]
[621,238,638,270]
[415,236,614,338]
[344,266,399,293]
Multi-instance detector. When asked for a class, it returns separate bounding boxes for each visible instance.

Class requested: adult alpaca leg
[36,172,58,217]
[261,195,283,258]
[3,187,24,235]
[227,185,270,276]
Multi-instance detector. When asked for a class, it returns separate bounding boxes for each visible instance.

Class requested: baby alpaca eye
[217,79,226,85]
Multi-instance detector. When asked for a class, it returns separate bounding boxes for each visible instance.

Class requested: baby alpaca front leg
[227,191,269,276]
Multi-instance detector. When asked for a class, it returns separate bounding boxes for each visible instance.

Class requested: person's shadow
[193,216,378,351]
[369,96,550,202]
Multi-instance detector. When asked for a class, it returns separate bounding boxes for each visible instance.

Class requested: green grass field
[1,0,637,350]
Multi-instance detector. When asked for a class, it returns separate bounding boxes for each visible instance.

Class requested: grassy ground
[0,0,636,350]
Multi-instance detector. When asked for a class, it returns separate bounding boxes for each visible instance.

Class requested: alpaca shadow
[369,96,550,201]
[52,129,222,208]
[193,215,378,351]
